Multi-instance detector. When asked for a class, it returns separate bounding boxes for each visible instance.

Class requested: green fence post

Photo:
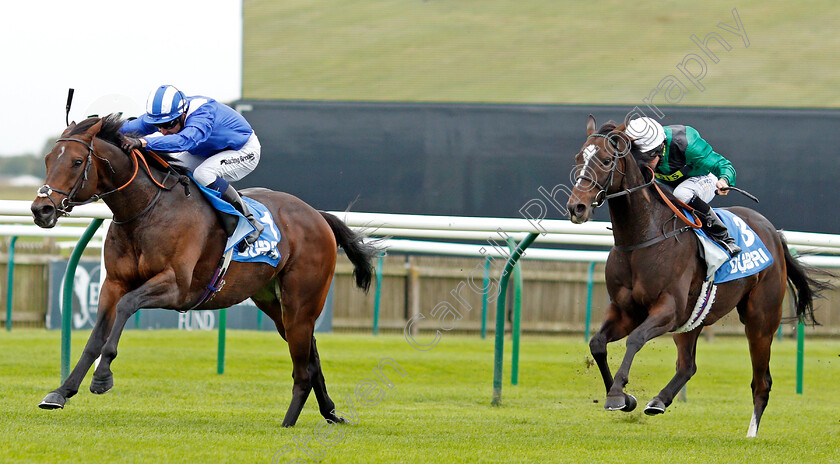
[584,261,596,342]
[61,219,103,383]
[372,253,384,335]
[6,236,17,332]
[492,232,537,406]
[505,238,523,386]
[480,257,490,339]
[217,308,227,375]
[796,321,805,394]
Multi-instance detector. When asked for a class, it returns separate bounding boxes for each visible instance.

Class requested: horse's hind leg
[276,267,335,427]
[739,293,783,438]
[645,329,702,415]
[308,336,344,423]
[254,288,340,426]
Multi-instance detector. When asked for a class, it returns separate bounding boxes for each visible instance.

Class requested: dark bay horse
[30,115,378,427]
[565,115,830,437]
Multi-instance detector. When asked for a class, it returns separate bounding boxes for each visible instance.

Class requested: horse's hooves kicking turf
[38,392,66,409]
[644,398,666,415]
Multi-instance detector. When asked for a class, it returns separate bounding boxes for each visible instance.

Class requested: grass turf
[1,330,839,463]
[243,0,840,108]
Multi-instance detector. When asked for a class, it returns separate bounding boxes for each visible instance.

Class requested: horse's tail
[320,211,379,292]
[779,231,834,325]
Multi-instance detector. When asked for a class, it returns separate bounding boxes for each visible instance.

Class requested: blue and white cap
[142,85,187,124]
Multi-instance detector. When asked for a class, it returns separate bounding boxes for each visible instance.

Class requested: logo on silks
[57,264,102,330]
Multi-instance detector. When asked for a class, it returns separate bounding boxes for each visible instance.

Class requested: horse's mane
[69,114,184,172]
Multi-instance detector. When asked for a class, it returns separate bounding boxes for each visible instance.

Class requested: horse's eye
[72,159,83,168]
[602,157,612,166]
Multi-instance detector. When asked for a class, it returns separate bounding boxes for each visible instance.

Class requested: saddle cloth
[191,176,282,267]
[693,208,773,283]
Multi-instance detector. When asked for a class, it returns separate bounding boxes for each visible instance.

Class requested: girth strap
[187,248,234,311]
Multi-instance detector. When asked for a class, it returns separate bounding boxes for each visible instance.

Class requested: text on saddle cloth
[692,208,773,284]
[190,175,282,267]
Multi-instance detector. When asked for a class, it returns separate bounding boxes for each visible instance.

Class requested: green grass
[243,0,840,108]
[1,330,839,463]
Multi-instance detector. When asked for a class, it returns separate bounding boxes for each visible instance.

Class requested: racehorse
[565,115,831,437]
[30,115,379,427]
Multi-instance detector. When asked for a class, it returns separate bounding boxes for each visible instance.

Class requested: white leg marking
[746,413,758,437]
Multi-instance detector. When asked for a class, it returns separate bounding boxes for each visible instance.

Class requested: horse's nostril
[568,203,586,219]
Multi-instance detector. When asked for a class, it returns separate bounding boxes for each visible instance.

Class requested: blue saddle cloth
[191,176,281,267]
[693,209,773,284]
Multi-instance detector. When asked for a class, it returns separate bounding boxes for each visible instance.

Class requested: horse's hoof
[621,394,637,412]
[90,374,113,394]
[323,412,346,424]
[604,395,626,411]
[644,398,667,415]
[38,392,66,409]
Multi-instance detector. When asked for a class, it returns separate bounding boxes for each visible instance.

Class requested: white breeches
[673,173,718,203]
[169,133,261,186]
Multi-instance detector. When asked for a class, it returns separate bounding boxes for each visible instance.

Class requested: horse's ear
[81,119,104,139]
[61,122,77,137]
[586,114,596,136]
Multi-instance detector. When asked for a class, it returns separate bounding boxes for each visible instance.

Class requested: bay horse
[30,115,378,427]
[565,115,830,437]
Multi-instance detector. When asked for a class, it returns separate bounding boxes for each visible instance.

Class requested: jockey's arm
[684,126,736,188]
[144,104,216,153]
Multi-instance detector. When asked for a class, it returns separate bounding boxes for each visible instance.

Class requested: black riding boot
[220,184,264,250]
[688,196,741,258]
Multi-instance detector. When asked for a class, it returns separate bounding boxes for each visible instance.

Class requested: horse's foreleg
[90,271,179,394]
[644,329,701,415]
[589,302,635,396]
[39,281,123,409]
[605,298,676,412]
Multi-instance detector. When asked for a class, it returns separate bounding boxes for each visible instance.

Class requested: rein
[651,180,702,229]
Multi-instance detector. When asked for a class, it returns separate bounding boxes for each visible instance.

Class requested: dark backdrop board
[235,101,840,234]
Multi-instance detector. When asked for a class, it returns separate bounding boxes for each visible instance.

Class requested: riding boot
[687,196,741,258]
[220,184,264,250]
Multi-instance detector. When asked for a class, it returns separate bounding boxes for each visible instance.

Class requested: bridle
[574,132,654,207]
[37,136,188,222]
[36,137,115,215]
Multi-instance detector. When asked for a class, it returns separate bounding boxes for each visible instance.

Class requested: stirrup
[238,217,264,251]
[721,240,741,258]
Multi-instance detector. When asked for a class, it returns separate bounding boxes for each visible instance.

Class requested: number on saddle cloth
[694,209,774,284]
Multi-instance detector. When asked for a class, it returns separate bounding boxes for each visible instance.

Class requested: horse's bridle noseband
[37,137,107,215]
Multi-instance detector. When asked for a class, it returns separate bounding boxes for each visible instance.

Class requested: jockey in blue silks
[120,85,264,248]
